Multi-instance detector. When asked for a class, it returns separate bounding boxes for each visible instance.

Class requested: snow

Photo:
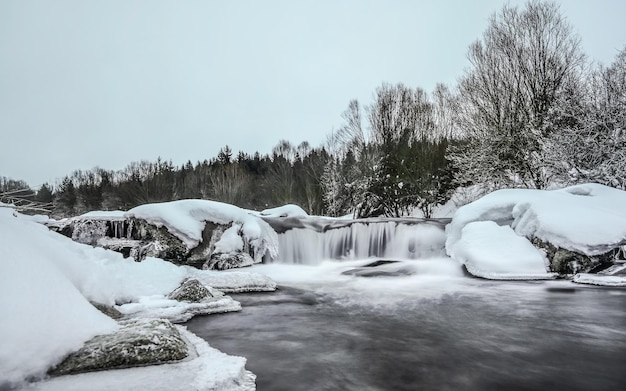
[446,183,626,257]
[447,221,555,280]
[0,207,118,386]
[125,199,278,260]
[80,210,126,219]
[0,206,271,388]
[116,294,242,323]
[214,223,244,253]
[185,267,277,293]
[26,326,256,391]
[259,204,308,218]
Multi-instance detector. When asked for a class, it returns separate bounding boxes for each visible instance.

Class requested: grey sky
[1,0,624,188]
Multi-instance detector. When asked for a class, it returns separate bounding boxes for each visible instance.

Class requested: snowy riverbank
[0,206,272,390]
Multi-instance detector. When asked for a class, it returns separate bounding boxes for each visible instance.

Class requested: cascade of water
[270,219,448,264]
[106,219,134,239]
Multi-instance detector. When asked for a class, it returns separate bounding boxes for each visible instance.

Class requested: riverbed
[186,262,626,391]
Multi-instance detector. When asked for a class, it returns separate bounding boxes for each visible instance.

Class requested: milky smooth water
[186,276,626,391]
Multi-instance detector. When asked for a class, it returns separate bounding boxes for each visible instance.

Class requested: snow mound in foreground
[0,206,268,387]
[447,221,555,280]
[0,207,118,386]
[446,183,626,257]
[125,199,278,259]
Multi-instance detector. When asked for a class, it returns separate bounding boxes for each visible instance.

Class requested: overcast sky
[1,0,625,188]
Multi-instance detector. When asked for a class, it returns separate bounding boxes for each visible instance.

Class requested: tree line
[3,1,625,218]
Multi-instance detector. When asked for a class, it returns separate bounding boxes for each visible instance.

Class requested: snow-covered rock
[49,319,188,376]
[186,268,277,293]
[447,183,626,256]
[168,278,213,302]
[125,199,278,262]
[205,252,256,270]
[27,326,256,391]
[446,184,626,277]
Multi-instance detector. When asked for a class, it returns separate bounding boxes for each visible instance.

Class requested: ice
[573,273,626,287]
[447,221,555,280]
[116,295,242,323]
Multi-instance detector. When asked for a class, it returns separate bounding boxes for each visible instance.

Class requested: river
[186,261,626,391]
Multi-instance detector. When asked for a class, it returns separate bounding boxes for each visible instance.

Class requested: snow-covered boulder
[126,199,278,263]
[205,252,256,270]
[168,278,213,302]
[446,184,626,276]
[49,319,188,376]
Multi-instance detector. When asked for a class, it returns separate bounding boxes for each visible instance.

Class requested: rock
[91,301,123,320]
[532,238,618,275]
[168,278,213,302]
[204,252,255,270]
[341,259,415,277]
[49,319,188,376]
[186,222,228,268]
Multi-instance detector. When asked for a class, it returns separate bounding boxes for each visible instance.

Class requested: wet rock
[186,222,228,268]
[91,301,123,320]
[204,252,255,270]
[168,278,213,302]
[131,219,189,263]
[49,319,188,376]
[532,238,618,275]
[341,259,414,277]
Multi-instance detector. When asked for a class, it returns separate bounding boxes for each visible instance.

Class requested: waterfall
[106,219,134,239]
[264,217,449,265]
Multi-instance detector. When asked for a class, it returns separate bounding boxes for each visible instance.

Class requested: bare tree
[452,0,585,189]
[545,46,626,188]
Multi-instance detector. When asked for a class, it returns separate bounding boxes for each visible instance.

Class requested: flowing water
[186,271,626,391]
[187,218,626,390]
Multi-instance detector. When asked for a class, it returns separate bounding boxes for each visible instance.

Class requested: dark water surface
[186,282,626,391]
